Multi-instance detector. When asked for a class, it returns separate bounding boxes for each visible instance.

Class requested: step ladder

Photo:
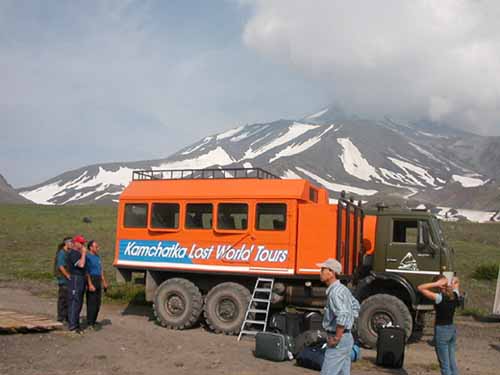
[237,277,274,341]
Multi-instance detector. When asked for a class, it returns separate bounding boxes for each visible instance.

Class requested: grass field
[0,204,499,312]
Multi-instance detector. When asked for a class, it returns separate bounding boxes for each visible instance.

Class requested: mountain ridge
[17,107,500,219]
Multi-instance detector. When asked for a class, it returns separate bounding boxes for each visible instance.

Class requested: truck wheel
[357,294,413,348]
[204,282,251,335]
[153,278,203,329]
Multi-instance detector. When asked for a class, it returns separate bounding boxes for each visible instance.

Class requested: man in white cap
[317,258,360,375]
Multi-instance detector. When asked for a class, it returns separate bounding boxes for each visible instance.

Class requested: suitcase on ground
[269,311,304,337]
[296,343,326,371]
[303,312,323,331]
[293,329,327,356]
[376,326,405,368]
[255,332,295,362]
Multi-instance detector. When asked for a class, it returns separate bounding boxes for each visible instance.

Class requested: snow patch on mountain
[282,169,302,179]
[451,174,487,188]
[296,167,378,196]
[181,136,213,155]
[418,131,449,139]
[158,146,234,169]
[20,166,134,205]
[270,125,335,162]
[435,207,499,223]
[242,122,319,160]
[20,181,63,205]
[388,157,436,186]
[337,138,383,182]
[306,108,328,119]
[216,126,244,140]
[408,142,444,165]
[379,168,414,186]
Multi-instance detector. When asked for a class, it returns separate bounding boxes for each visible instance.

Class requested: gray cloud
[243,0,500,135]
[0,1,327,186]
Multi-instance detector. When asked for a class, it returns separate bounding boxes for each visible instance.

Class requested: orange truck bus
[114,168,456,347]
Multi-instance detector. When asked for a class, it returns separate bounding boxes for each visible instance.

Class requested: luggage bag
[269,311,304,337]
[255,331,295,362]
[303,312,323,331]
[376,326,405,368]
[295,343,326,371]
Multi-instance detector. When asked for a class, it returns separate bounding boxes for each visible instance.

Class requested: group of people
[54,235,107,333]
[318,258,460,375]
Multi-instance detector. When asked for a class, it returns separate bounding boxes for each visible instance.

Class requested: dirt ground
[0,282,499,375]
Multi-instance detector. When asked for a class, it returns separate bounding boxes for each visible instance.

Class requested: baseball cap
[316,258,342,274]
[72,235,87,244]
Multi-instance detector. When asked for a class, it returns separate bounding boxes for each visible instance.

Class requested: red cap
[73,235,86,244]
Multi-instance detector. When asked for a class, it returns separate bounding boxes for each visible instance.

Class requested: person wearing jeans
[317,258,360,375]
[66,235,88,333]
[418,276,460,375]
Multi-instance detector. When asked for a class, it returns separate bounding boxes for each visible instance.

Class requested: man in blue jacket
[66,235,88,333]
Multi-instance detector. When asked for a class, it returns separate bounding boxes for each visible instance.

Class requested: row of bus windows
[124,203,287,231]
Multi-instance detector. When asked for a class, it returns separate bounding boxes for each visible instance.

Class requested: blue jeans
[321,332,353,375]
[435,324,458,375]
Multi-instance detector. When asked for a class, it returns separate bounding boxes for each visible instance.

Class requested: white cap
[316,258,342,274]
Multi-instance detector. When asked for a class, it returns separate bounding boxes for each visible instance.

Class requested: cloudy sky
[1,0,499,187]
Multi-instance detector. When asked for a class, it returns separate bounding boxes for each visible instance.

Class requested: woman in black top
[418,276,460,375]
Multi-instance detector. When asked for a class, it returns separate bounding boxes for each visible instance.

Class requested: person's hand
[435,278,448,287]
[88,284,96,292]
[103,281,108,290]
[327,335,341,348]
[451,277,460,289]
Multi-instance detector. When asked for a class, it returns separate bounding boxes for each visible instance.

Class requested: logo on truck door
[398,252,419,271]
[118,240,288,264]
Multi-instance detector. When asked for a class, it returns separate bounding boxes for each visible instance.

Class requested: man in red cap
[66,235,88,333]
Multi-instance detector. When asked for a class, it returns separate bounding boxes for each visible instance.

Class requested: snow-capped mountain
[17,107,500,220]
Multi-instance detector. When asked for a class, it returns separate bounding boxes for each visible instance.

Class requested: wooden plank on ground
[0,310,63,333]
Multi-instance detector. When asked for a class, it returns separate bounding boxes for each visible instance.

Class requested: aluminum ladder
[237,277,274,341]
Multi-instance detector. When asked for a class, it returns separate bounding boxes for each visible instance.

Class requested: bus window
[256,203,286,231]
[186,203,213,229]
[151,203,179,229]
[218,203,248,230]
[124,203,148,228]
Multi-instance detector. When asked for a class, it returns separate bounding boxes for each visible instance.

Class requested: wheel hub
[165,293,185,316]
[216,297,238,322]
[370,311,393,334]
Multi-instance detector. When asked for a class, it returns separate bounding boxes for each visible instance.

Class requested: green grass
[0,204,499,311]
[471,263,499,281]
[442,222,500,313]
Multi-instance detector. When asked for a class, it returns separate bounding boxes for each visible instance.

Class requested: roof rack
[132,168,280,181]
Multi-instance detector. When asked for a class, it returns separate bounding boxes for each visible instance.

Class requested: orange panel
[363,215,377,255]
[296,203,337,275]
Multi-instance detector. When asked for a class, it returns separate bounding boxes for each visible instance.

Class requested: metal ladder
[237,277,274,341]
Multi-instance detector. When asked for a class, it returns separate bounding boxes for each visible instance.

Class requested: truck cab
[353,207,456,347]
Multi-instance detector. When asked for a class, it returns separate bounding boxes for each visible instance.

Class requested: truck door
[386,219,440,283]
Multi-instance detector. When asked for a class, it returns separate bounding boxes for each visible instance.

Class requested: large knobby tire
[204,282,251,335]
[357,294,413,349]
[153,278,203,330]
